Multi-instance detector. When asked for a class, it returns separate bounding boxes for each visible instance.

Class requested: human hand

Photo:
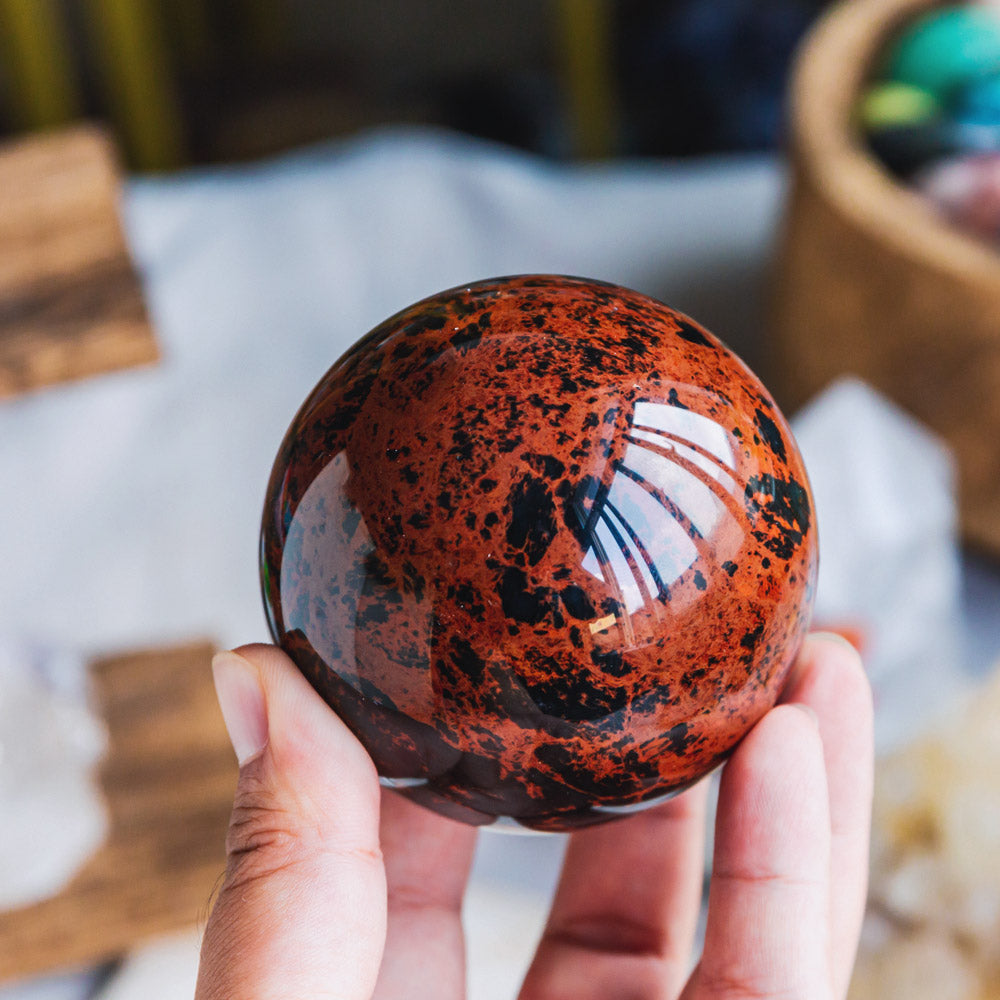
[195,633,872,999]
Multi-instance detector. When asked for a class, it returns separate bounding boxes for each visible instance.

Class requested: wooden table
[0,641,237,984]
[0,126,159,400]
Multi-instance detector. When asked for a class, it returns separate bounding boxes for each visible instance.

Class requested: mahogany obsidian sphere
[260,275,817,831]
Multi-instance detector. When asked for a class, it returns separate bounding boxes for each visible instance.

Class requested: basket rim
[788,0,1000,285]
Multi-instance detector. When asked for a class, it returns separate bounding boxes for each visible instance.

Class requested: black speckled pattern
[260,275,817,831]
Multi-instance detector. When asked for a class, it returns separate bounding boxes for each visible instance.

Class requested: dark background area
[0,0,829,171]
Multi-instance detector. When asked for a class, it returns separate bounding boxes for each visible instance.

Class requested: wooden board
[0,641,238,984]
[0,125,159,399]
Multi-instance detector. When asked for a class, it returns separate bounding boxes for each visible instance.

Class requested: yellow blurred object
[85,0,186,170]
[0,0,187,170]
[554,0,617,159]
[0,0,81,128]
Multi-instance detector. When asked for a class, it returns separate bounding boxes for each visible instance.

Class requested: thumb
[196,644,386,1000]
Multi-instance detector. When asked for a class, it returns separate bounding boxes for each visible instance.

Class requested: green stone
[858,82,941,130]
[885,5,1000,99]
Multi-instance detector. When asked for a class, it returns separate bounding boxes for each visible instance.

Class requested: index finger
[780,633,874,998]
[689,704,832,999]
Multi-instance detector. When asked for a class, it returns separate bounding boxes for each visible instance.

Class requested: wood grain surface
[0,641,237,984]
[0,125,159,399]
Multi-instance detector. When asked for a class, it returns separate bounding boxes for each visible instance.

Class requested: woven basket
[772,0,1000,555]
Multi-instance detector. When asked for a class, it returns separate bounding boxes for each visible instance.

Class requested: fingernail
[212,650,268,765]
[789,702,819,728]
[810,630,862,654]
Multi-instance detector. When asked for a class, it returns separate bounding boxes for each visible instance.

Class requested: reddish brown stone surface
[260,275,817,831]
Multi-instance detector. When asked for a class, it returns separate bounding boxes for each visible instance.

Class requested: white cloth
[0,127,784,658]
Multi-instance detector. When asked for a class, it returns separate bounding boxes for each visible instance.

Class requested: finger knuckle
[223,783,311,891]
[221,777,383,896]
[697,966,813,1000]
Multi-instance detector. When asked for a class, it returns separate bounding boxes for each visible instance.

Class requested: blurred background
[2,1,1000,999]
[0,0,829,169]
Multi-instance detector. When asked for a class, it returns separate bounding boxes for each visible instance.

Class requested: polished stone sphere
[260,275,817,831]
